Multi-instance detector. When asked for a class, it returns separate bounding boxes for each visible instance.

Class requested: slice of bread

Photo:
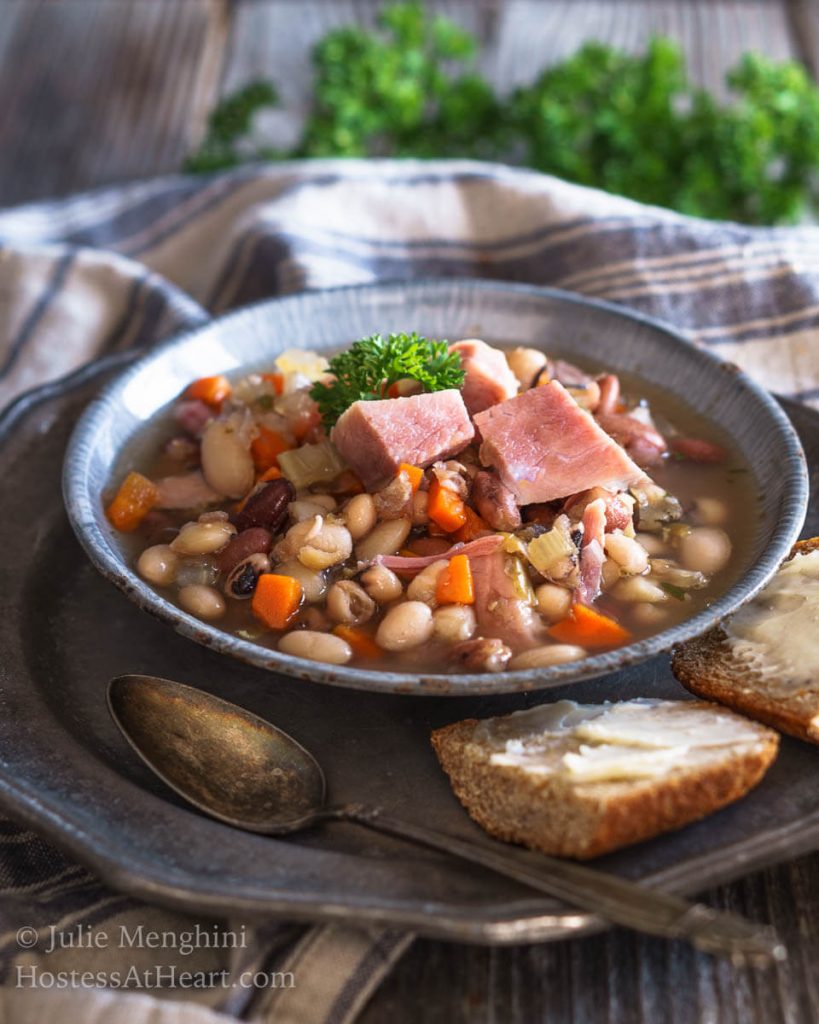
[672,537,819,744]
[431,699,778,859]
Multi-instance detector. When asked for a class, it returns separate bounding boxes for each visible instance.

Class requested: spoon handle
[335,805,785,966]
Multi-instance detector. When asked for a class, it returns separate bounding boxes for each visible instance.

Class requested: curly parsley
[185,2,819,225]
[310,332,464,427]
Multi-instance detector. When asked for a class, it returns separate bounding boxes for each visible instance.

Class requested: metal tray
[0,357,817,944]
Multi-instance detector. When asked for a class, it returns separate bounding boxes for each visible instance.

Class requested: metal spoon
[107,674,785,966]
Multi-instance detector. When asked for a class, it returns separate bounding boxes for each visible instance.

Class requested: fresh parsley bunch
[310,332,465,427]
[184,2,819,225]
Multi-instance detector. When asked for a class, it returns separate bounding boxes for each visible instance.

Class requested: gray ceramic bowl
[63,279,808,695]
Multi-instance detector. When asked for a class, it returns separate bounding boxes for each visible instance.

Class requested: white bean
[137,544,178,586]
[200,420,255,498]
[273,560,327,602]
[677,527,732,574]
[630,603,670,628]
[432,604,476,643]
[289,499,330,522]
[178,584,226,620]
[612,576,668,603]
[411,490,429,526]
[360,564,403,602]
[278,630,352,665]
[534,583,572,622]
[690,497,729,527]
[509,644,587,670]
[297,521,353,571]
[308,493,337,511]
[600,557,621,591]
[604,532,649,575]
[506,346,546,387]
[376,601,434,651]
[635,532,668,556]
[326,580,375,624]
[354,518,411,562]
[170,519,236,556]
[407,560,449,606]
[344,493,377,540]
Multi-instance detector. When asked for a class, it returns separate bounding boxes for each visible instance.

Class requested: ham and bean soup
[106,335,755,673]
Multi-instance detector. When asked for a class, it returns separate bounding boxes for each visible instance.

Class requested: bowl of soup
[63,279,808,694]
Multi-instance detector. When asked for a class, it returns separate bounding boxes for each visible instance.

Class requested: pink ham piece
[469,543,543,652]
[577,497,607,606]
[174,400,213,438]
[154,471,223,509]
[449,339,519,416]
[473,382,645,504]
[331,389,474,489]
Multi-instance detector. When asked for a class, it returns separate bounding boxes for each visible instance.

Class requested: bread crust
[672,537,819,745]
[431,704,779,860]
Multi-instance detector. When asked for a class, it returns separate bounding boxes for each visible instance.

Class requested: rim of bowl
[62,277,809,696]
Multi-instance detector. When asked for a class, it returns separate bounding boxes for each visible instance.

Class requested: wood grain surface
[0,2,816,1022]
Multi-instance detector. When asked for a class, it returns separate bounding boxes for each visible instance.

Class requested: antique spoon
[107,674,785,966]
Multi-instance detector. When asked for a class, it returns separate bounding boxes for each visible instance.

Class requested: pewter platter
[0,356,816,941]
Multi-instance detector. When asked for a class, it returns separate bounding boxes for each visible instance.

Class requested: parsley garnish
[310,332,464,428]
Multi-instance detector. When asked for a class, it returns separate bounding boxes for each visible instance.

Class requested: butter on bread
[431,699,778,860]
[672,537,819,744]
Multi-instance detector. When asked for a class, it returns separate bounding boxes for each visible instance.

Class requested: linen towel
[0,159,818,1023]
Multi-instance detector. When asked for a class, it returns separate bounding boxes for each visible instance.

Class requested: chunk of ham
[174,400,213,438]
[565,487,633,533]
[331,390,474,489]
[474,382,645,505]
[577,497,607,606]
[154,471,223,510]
[596,412,667,467]
[468,542,543,651]
[449,339,519,416]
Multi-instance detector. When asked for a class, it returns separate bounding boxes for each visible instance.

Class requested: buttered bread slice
[673,537,819,744]
[431,699,778,859]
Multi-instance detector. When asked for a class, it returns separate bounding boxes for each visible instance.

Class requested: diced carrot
[185,375,232,408]
[250,427,293,472]
[261,372,285,395]
[436,554,475,605]
[427,478,468,533]
[452,506,489,544]
[257,466,283,483]
[106,472,158,532]
[398,463,424,493]
[251,574,303,630]
[549,604,631,648]
[333,624,382,660]
[386,381,401,399]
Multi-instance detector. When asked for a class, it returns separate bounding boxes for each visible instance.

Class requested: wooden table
[0,2,817,1021]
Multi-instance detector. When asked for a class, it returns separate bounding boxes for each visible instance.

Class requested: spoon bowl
[108,674,325,831]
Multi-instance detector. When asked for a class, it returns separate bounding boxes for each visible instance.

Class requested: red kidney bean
[216,527,272,574]
[234,478,295,533]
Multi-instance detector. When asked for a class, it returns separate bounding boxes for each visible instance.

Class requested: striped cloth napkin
[0,159,817,1022]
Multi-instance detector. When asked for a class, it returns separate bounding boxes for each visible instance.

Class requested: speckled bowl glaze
[63,279,808,695]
